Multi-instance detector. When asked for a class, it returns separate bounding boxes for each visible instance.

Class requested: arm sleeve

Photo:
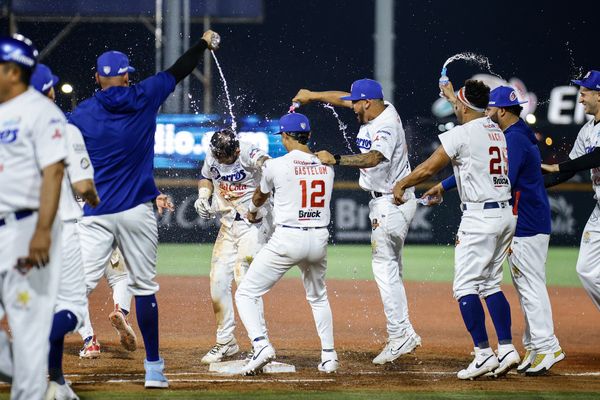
[438,127,464,160]
[259,160,275,193]
[33,105,68,169]
[544,171,576,188]
[165,39,208,84]
[559,147,600,172]
[441,175,457,191]
[65,124,94,183]
[370,128,396,161]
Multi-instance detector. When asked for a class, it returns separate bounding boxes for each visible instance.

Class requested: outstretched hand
[156,193,175,215]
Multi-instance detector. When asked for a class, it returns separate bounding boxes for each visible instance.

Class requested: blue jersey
[504,119,551,236]
[69,72,176,216]
[442,118,551,237]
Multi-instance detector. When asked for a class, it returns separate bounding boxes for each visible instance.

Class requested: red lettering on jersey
[52,129,62,140]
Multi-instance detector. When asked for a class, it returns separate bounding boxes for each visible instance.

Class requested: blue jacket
[69,72,176,216]
[442,118,551,237]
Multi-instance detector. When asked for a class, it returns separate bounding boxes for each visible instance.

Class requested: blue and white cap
[340,78,384,101]
[96,51,135,77]
[571,70,600,91]
[488,86,528,108]
[31,63,59,94]
[0,34,38,70]
[276,113,311,134]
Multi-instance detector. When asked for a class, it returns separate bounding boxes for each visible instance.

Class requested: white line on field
[74,378,336,384]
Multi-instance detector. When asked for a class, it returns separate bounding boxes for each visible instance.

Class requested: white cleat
[45,381,79,400]
[372,332,421,365]
[242,341,276,376]
[318,350,339,373]
[525,349,565,376]
[517,349,536,374]
[201,339,240,364]
[457,347,499,380]
[489,344,520,377]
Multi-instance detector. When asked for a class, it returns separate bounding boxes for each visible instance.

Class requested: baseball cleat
[318,350,339,373]
[242,341,276,376]
[489,344,520,377]
[372,332,421,365]
[517,349,536,374]
[144,358,169,388]
[79,335,100,359]
[109,306,137,352]
[201,338,240,364]
[457,347,499,380]
[525,349,565,376]
[45,381,79,400]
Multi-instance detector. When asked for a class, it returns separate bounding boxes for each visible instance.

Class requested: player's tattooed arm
[393,145,451,204]
[316,150,384,168]
[292,89,353,109]
[72,179,100,207]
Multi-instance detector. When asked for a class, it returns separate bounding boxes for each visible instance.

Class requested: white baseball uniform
[235,150,335,350]
[0,88,67,400]
[569,119,600,310]
[356,102,418,339]
[55,124,92,330]
[201,141,272,343]
[438,117,516,300]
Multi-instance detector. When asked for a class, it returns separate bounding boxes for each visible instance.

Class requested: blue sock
[485,291,512,344]
[135,295,160,362]
[48,310,78,384]
[458,294,489,348]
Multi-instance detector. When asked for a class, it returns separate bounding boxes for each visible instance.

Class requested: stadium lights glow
[525,113,537,124]
[545,137,553,146]
[61,83,74,94]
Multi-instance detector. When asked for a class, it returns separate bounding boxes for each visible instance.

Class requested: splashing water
[321,103,353,153]
[441,52,503,79]
[211,50,237,132]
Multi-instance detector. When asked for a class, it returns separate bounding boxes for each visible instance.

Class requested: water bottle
[416,195,443,206]
[289,101,301,113]
[210,32,221,49]
[439,67,449,98]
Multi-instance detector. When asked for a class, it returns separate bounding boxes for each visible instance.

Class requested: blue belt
[461,202,508,211]
[0,210,35,227]
[281,225,327,231]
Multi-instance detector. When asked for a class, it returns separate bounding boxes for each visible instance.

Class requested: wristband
[333,154,341,165]
[248,202,260,213]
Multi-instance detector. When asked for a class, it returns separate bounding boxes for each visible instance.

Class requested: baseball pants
[56,221,88,331]
[508,233,561,353]
[210,219,270,344]
[369,195,417,339]
[235,226,334,349]
[0,212,61,400]
[575,204,600,310]
[453,206,516,300]
[78,202,159,297]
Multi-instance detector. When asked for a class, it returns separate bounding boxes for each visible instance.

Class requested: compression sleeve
[544,171,576,188]
[165,39,208,84]
[559,147,600,172]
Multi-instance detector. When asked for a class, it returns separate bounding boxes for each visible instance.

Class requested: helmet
[0,34,38,70]
[210,128,239,160]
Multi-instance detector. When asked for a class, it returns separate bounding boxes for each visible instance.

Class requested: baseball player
[427,86,564,376]
[393,79,516,380]
[235,113,339,375]
[194,128,272,364]
[0,35,67,400]
[293,79,420,364]
[30,63,100,400]
[68,30,220,388]
[543,70,600,312]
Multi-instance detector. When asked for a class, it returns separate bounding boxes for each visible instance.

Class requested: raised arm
[292,89,353,109]
[166,30,219,84]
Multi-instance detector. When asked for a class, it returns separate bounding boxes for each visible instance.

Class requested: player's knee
[479,286,501,298]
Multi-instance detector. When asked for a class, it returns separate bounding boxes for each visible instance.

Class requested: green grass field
[157,244,582,287]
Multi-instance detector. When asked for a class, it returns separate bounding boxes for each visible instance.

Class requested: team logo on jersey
[583,231,591,244]
[0,128,18,144]
[249,148,261,159]
[356,137,371,150]
[16,290,31,309]
[298,209,321,219]
[52,129,62,140]
[80,157,91,169]
[371,218,380,230]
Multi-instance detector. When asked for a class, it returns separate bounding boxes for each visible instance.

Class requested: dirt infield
[12,277,600,396]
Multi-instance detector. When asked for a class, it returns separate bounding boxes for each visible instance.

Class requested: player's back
[263,150,334,228]
[440,117,511,204]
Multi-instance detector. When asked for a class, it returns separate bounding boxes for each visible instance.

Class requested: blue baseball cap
[340,78,384,101]
[96,51,135,77]
[31,64,59,94]
[277,113,311,134]
[488,86,528,108]
[0,34,38,70]
[571,70,600,91]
